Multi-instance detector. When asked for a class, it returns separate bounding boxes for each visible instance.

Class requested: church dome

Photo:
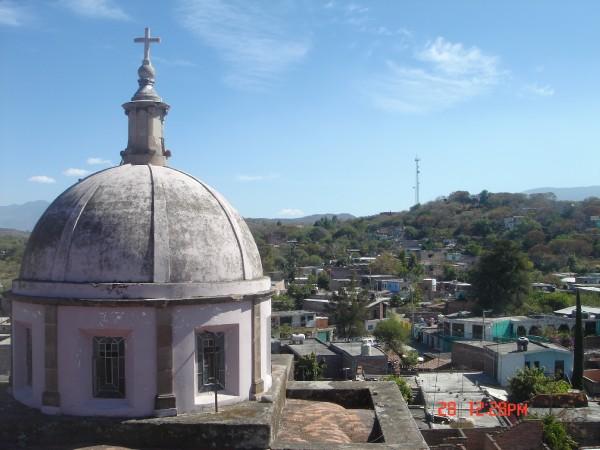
[13,28,269,301]
[19,164,263,285]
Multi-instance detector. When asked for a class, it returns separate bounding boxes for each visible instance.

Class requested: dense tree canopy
[373,314,410,356]
[470,240,532,313]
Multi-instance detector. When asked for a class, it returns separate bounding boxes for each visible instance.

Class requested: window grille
[196,332,225,392]
[92,337,125,398]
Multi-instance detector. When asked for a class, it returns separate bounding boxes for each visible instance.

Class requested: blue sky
[1,0,599,218]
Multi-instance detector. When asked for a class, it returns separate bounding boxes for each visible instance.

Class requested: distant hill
[0,201,49,231]
[248,213,355,226]
[525,186,600,201]
[0,228,29,238]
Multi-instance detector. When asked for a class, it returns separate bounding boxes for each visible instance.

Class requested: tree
[295,352,325,381]
[471,240,532,312]
[508,367,570,403]
[272,294,295,311]
[328,290,368,339]
[442,264,458,281]
[402,350,419,368]
[317,271,330,290]
[370,252,406,276]
[542,415,577,450]
[287,283,312,310]
[572,290,584,389]
[384,375,413,402]
[373,314,410,356]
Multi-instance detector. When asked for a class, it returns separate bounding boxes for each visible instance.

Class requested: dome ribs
[148,164,171,283]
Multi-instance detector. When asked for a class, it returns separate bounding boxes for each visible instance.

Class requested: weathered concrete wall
[489,420,544,450]
[282,381,429,450]
[0,354,295,449]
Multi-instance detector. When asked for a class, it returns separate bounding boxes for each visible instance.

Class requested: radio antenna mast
[414,156,421,205]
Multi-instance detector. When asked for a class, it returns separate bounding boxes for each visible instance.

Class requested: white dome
[17,164,263,291]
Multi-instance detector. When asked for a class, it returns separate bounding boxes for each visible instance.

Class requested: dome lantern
[120,27,171,166]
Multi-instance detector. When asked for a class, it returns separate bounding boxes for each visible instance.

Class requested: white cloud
[524,83,554,97]
[236,173,279,182]
[346,4,369,14]
[369,37,502,114]
[28,175,56,184]
[86,157,112,165]
[63,168,90,177]
[278,208,304,218]
[60,0,129,20]
[0,1,28,26]
[176,0,310,90]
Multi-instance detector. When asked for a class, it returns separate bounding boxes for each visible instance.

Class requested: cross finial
[134,27,160,63]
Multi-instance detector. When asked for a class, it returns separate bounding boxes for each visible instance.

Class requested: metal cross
[134,27,160,62]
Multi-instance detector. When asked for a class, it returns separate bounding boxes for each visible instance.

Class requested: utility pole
[414,156,421,206]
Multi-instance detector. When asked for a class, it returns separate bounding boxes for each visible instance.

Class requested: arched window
[92,337,125,398]
[196,332,225,392]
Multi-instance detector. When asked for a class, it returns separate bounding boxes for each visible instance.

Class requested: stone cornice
[6,289,272,307]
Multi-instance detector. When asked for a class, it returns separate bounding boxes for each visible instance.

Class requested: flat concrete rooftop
[330,341,386,357]
[416,371,504,429]
[287,339,337,357]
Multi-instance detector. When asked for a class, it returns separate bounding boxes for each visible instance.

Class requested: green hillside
[249,191,600,276]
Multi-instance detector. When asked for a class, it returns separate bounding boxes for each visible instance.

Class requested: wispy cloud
[59,0,129,21]
[28,175,56,184]
[63,168,90,177]
[176,0,310,90]
[153,56,197,68]
[87,157,112,165]
[0,1,29,27]
[524,83,554,97]
[278,208,304,218]
[369,37,502,113]
[236,173,279,182]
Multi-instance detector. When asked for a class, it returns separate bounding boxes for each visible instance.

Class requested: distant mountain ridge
[0,201,353,231]
[0,201,50,231]
[525,186,600,201]
[247,213,355,226]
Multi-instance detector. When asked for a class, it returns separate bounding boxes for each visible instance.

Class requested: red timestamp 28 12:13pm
[437,401,528,417]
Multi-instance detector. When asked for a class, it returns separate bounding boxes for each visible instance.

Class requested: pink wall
[260,299,273,391]
[12,299,272,417]
[57,306,157,417]
[12,301,45,409]
[172,301,253,413]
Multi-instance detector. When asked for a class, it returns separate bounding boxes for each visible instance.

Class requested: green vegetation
[384,375,413,402]
[470,240,532,313]
[272,294,295,311]
[249,192,600,278]
[295,352,325,381]
[373,313,410,356]
[542,415,577,450]
[402,350,419,368]
[0,233,27,295]
[327,288,368,339]
[507,367,570,403]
